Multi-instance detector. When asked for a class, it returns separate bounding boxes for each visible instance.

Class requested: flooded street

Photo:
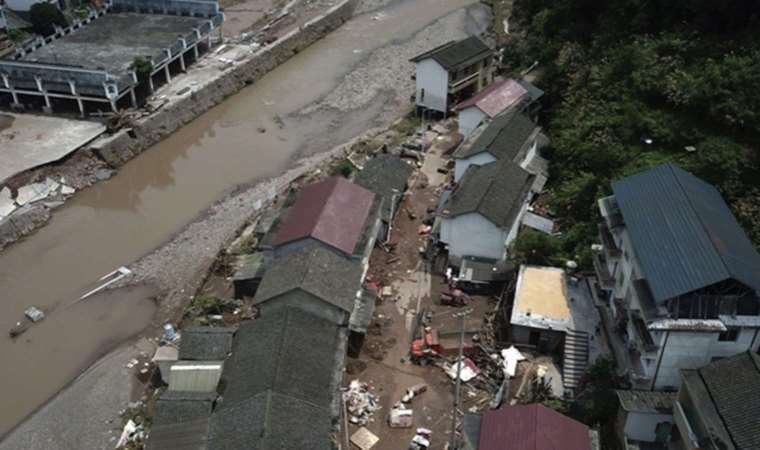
[0,0,482,437]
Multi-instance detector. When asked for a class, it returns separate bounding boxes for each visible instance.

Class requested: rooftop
[443,159,533,228]
[253,243,363,313]
[683,351,760,449]
[478,403,591,450]
[353,154,414,224]
[616,390,676,414]
[272,176,376,256]
[612,163,760,302]
[19,13,206,79]
[219,307,343,411]
[454,110,538,161]
[511,265,570,332]
[178,327,234,361]
[410,35,491,71]
[455,79,528,117]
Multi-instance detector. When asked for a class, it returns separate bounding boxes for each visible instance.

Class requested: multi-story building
[594,163,760,390]
[410,35,494,114]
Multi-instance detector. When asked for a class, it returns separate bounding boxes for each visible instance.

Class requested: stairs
[563,328,590,393]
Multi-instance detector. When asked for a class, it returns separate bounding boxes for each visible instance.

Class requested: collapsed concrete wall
[0,0,357,252]
[90,0,357,167]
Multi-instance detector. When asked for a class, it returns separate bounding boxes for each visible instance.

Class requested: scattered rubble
[343,380,380,425]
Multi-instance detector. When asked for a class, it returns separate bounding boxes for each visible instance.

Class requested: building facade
[594,163,760,390]
[410,35,494,113]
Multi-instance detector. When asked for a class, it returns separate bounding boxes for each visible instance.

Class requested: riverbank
[0,0,486,444]
[0,0,357,253]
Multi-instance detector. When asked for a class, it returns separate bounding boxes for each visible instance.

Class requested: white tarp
[522,212,554,234]
[501,346,526,378]
[446,357,480,382]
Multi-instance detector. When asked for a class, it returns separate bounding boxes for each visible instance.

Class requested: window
[718,328,739,342]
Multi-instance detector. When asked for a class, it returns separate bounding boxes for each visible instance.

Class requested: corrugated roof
[272,176,375,256]
[517,79,544,102]
[354,154,413,224]
[443,159,533,228]
[146,418,210,450]
[253,244,363,313]
[479,404,591,450]
[219,306,343,411]
[456,79,528,117]
[454,110,538,161]
[146,391,214,450]
[694,352,760,449]
[612,163,760,302]
[616,390,676,414]
[410,35,491,71]
[178,327,234,361]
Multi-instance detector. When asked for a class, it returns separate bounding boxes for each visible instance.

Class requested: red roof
[455,79,528,118]
[273,176,375,255]
[479,404,591,450]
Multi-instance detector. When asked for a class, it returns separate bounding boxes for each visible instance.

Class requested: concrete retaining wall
[0,0,357,252]
[91,0,357,167]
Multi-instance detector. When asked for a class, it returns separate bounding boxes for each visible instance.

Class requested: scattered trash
[162,324,179,343]
[409,430,431,450]
[446,357,481,382]
[381,286,393,297]
[78,266,132,301]
[0,187,16,220]
[350,427,379,450]
[126,359,139,369]
[401,383,427,403]
[417,224,431,235]
[343,380,380,425]
[500,346,526,378]
[114,418,145,448]
[24,306,45,323]
[388,405,413,428]
[15,178,60,206]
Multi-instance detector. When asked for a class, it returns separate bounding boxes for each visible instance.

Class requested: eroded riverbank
[0,0,488,442]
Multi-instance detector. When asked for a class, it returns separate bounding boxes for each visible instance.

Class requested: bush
[29,3,68,37]
[131,56,154,82]
[511,228,559,265]
[331,159,353,178]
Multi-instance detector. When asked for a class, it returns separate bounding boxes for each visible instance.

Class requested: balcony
[448,71,479,93]
[592,251,615,290]
[630,313,658,353]
[598,222,622,258]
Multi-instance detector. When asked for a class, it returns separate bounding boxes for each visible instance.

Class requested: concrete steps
[563,328,590,392]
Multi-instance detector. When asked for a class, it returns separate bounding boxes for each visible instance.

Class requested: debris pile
[343,380,380,425]
[409,428,432,450]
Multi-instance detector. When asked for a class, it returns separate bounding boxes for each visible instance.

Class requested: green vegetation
[503,0,760,266]
[131,56,154,82]
[331,159,354,178]
[29,3,68,36]
[511,228,560,266]
[6,29,30,44]
[568,357,622,449]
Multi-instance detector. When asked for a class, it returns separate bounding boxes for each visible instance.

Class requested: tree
[511,228,559,266]
[29,3,68,37]
[131,56,154,83]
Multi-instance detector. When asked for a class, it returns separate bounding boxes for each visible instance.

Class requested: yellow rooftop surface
[513,265,570,323]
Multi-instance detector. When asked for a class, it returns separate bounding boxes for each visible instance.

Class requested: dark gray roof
[444,160,533,228]
[459,256,515,283]
[146,418,210,450]
[615,390,676,414]
[410,35,491,71]
[462,413,482,450]
[219,307,343,410]
[691,352,760,449]
[517,79,545,102]
[348,288,377,333]
[612,163,760,302]
[231,253,265,281]
[178,327,235,361]
[209,391,334,450]
[253,244,363,313]
[153,390,216,426]
[354,154,414,224]
[454,111,538,160]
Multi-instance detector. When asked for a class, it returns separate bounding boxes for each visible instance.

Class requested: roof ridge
[269,307,293,396]
[313,177,341,235]
[668,164,733,282]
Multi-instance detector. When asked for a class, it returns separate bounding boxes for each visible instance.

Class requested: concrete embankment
[0,0,357,252]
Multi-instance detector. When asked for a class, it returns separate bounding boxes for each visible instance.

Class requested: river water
[0,0,479,436]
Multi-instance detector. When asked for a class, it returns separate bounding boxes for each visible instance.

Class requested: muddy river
[0,0,480,437]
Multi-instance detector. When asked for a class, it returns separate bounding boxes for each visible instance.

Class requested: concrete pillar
[193,44,199,60]
[68,80,84,116]
[109,98,117,113]
[164,64,171,83]
[179,52,186,72]
[148,75,155,93]
[129,88,137,108]
[3,74,20,106]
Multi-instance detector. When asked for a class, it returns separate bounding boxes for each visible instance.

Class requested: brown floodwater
[0,0,479,437]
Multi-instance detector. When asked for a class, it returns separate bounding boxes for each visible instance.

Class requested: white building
[410,35,494,114]
[615,390,676,447]
[452,110,542,182]
[594,163,760,391]
[439,159,534,264]
[454,78,529,138]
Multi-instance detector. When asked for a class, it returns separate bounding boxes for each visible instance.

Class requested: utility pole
[448,308,472,450]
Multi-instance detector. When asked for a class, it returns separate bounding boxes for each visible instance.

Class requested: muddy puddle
[0,0,478,436]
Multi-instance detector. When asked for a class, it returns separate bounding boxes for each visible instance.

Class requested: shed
[231,252,266,298]
[169,362,224,393]
[616,390,676,444]
[178,327,234,362]
[455,256,515,294]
